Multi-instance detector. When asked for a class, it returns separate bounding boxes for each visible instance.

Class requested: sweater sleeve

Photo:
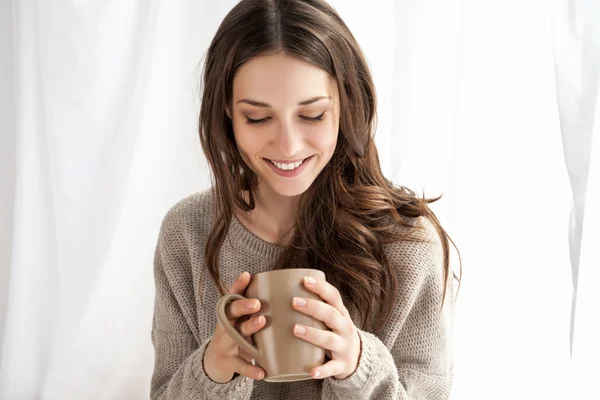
[321,217,455,399]
[150,207,254,400]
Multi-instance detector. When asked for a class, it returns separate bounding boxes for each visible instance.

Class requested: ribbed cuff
[188,337,254,398]
[328,329,374,389]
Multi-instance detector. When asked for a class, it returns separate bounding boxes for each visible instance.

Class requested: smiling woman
[150,0,461,399]
[228,53,340,199]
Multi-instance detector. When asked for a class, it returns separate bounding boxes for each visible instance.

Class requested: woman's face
[229,52,340,198]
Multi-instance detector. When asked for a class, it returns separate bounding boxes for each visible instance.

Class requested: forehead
[232,53,338,105]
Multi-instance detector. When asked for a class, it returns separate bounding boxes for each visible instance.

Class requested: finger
[229,271,251,294]
[311,359,345,379]
[232,356,265,381]
[238,348,254,364]
[238,315,266,337]
[292,297,346,331]
[293,324,343,353]
[225,298,261,321]
[303,276,348,316]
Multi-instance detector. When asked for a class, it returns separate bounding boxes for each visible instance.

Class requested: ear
[225,106,232,119]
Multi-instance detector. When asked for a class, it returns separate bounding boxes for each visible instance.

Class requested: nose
[272,119,303,158]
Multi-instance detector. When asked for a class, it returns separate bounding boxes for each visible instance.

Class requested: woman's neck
[235,185,299,245]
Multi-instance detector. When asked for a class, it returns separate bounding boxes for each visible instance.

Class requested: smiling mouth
[265,156,312,171]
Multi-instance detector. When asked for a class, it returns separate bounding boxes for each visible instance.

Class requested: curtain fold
[0,0,17,381]
[552,0,600,390]
[552,0,600,361]
[569,78,600,400]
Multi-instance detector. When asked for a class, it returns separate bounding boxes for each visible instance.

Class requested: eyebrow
[236,96,331,108]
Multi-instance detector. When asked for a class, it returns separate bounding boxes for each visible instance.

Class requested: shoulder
[385,215,443,256]
[162,188,213,225]
[160,188,213,231]
[156,188,215,251]
[384,215,446,288]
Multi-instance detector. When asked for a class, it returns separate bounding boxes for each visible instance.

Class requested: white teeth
[270,159,304,171]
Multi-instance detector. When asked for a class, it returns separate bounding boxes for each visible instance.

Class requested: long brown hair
[199,0,462,332]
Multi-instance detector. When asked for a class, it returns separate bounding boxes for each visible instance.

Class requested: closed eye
[300,112,326,123]
[246,116,271,125]
[245,112,326,125]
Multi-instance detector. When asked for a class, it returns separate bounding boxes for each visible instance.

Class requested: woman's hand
[291,276,361,380]
[203,272,266,383]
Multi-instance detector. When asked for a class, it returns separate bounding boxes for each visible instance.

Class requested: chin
[265,179,313,198]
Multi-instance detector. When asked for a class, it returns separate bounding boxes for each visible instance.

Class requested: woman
[150,0,461,399]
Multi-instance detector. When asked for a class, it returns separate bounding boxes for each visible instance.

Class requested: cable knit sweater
[150,189,455,399]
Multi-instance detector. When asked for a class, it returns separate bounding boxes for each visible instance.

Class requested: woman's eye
[246,116,270,125]
[300,112,326,123]
[245,112,325,125]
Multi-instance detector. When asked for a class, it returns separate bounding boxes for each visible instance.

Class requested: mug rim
[251,268,325,278]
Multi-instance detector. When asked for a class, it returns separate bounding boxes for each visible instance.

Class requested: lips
[262,155,314,177]
[269,159,303,171]
[265,156,312,171]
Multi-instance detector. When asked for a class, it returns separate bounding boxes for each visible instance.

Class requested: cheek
[232,124,258,154]
[309,122,338,153]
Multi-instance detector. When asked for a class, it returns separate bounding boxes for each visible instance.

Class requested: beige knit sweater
[150,189,455,399]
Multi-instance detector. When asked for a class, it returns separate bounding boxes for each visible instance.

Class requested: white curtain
[552,0,600,397]
[0,0,596,399]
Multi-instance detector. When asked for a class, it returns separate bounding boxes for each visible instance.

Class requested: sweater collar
[228,214,286,261]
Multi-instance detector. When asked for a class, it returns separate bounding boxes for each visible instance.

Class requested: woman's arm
[321,217,455,399]
[150,207,254,400]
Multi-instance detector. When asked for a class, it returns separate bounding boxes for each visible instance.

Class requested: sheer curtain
[552,0,600,397]
[0,0,596,399]
[0,1,215,398]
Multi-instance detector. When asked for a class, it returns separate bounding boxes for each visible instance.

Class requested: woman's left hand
[292,276,361,380]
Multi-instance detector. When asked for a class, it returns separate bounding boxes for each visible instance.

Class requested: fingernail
[293,297,307,307]
[255,316,264,326]
[257,370,264,380]
[304,276,317,285]
[294,324,306,335]
[313,370,321,378]
[239,271,249,281]
[246,300,258,309]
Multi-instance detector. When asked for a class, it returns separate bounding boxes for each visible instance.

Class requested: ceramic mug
[216,268,327,382]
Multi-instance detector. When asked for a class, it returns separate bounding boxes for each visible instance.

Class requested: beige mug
[216,268,327,382]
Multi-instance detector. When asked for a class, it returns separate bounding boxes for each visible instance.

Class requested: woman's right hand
[203,271,267,383]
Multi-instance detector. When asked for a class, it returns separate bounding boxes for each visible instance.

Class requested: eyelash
[245,112,326,125]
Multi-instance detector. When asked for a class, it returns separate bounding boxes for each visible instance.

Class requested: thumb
[229,271,251,295]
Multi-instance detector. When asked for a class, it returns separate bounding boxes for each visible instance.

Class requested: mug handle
[215,293,261,361]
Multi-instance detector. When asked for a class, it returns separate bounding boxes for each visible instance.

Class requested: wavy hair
[198,0,462,332]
